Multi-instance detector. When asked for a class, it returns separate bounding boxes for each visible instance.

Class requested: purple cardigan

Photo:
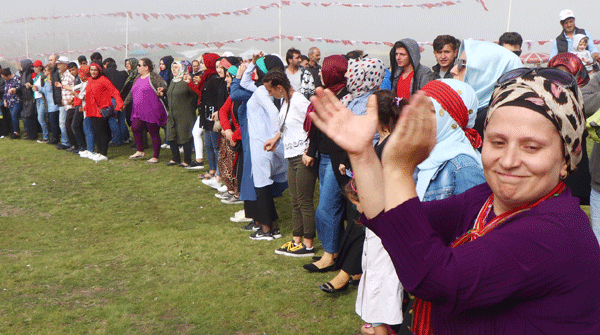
[363,183,600,334]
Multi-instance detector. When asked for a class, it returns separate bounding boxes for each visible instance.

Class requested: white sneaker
[88,153,100,160]
[79,150,91,158]
[217,185,228,193]
[160,143,170,149]
[92,154,108,162]
[201,177,223,190]
[179,147,184,153]
[230,209,252,223]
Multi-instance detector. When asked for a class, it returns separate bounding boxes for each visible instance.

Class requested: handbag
[100,105,115,119]
[212,114,222,132]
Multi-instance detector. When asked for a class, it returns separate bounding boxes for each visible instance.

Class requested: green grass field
[0,135,593,334]
[0,137,362,334]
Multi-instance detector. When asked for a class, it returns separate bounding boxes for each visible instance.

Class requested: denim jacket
[418,154,486,202]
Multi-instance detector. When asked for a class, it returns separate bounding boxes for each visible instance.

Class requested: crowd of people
[1,7,600,334]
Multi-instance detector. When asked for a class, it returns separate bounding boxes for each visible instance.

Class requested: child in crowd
[572,34,596,73]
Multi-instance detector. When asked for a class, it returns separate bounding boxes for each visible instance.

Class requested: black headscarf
[255,55,284,86]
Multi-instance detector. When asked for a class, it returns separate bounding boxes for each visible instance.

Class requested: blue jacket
[420,154,486,201]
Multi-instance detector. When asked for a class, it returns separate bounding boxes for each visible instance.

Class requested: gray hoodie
[389,38,432,95]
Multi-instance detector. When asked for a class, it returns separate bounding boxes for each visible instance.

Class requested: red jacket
[218,97,241,142]
[85,75,123,118]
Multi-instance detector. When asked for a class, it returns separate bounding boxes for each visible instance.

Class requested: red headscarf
[78,65,90,82]
[196,53,220,103]
[321,55,348,93]
[548,53,590,87]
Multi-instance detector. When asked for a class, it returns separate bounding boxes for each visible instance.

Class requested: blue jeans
[9,102,22,134]
[83,116,95,152]
[589,189,600,244]
[204,130,220,174]
[59,106,70,146]
[315,154,344,254]
[36,98,48,140]
[108,111,129,145]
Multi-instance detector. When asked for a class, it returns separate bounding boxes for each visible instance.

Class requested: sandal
[129,152,145,159]
[147,157,159,164]
[200,172,215,180]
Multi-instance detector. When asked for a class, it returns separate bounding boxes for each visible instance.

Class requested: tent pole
[506,0,513,32]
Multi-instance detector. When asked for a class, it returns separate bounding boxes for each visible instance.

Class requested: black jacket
[199,74,227,130]
[51,66,63,107]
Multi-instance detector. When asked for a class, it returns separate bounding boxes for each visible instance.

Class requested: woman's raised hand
[381,91,436,175]
[309,87,377,157]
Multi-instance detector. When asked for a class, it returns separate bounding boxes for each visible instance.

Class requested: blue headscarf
[159,56,174,85]
[458,40,522,109]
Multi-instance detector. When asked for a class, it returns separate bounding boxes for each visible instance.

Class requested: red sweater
[85,76,123,118]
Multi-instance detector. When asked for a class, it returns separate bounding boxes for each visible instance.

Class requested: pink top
[131,76,167,126]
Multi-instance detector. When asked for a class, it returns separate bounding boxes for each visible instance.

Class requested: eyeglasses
[496,67,578,92]
[456,58,467,71]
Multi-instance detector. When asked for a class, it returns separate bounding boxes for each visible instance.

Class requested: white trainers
[160,143,170,149]
[88,153,100,160]
[92,154,108,162]
[217,185,228,193]
[201,177,223,190]
[230,209,252,223]
[79,150,91,158]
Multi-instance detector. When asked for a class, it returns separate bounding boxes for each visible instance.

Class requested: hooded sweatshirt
[389,38,432,96]
[572,34,594,71]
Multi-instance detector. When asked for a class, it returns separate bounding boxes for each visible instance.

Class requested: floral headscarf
[342,58,385,106]
[487,72,585,174]
[547,53,590,87]
[78,65,90,82]
[171,60,185,83]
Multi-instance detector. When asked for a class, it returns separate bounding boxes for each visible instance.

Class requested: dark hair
[498,32,523,47]
[343,179,359,204]
[345,50,365,60]
[139,58,154,72]
[192,59,200,65]
[77,55,87,64]
[285,48,301,65]
[300,55,309,63]
[103,58,116,65]
[374,90,407,132]
[90,52,102,63]
[68,62,78,69]
[433,35,459,52]
[1,68,11,76]
[262,70,292,100]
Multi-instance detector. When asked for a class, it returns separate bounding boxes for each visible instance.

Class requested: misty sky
[1,0,599,69]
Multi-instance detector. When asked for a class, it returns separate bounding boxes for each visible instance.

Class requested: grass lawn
[0,137,361,334]
[1,135,593,334]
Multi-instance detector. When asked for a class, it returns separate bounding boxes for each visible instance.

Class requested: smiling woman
[308,66,600,334]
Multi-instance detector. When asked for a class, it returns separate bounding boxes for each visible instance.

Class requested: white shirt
[279,91,310,158]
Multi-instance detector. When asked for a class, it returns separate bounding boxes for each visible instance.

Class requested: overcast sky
[1,0,599,69]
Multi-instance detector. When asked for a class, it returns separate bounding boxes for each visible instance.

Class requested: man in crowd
[499,32,523,56]
[390,38,432,99]
[77,55,87,67]
[191,60,202,79]
[90,52,103,66]
[102,58,129,146]
[550,9,599,62]
[285,48,315,99]
[431,35,459,79]
[307,47,322,87]
[300,55,310,69]
[56,56,72,150]
[48,54,63,145]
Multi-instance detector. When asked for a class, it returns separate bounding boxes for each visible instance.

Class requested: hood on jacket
[389,38,422,79]
[572,34,589,53]
[457,40,523,109]
[20,59,33,73]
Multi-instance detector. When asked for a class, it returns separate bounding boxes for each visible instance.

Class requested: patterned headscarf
[171,60,185,83]
[124,58,138,88]
[342,58,385,106]
[547,53,590,87]
[78,65,90,82]
[487,73,585,174]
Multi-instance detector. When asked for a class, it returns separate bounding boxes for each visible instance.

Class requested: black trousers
[254,185,278,227]
[91,117,110,156]
[65,108,78,147]
[71,110,86,149]
[170,140,193,164]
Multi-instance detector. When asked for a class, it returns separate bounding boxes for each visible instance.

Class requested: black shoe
[71,148,80,154]
[349,278,361,286]
[165,161,179,166]
[48,139,59,145]
[185,160,205,170]
[65,145,76,152]
[303,263,335,273]
[312,256,321,262]
[55,144,69,150]
[10,133,20,139]
[249,229,273,241]
[241,221,260,232]
[271,228,282,239]
[319,281,349,293]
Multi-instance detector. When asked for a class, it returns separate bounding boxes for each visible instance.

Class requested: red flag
[166,14,175,20]
[150,13,159,19]
[213,42,224,49]
[142,13,149,21]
